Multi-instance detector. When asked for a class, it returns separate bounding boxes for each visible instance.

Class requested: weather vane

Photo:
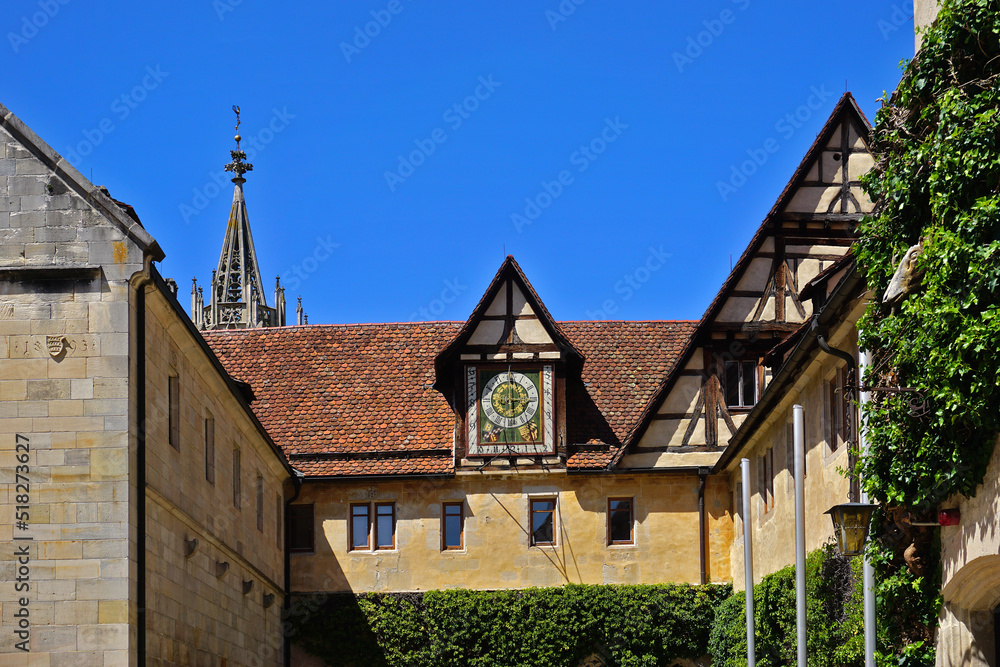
[224,104,253,180]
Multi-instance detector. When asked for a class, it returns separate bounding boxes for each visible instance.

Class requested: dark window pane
[725,362,740,406]
[444,516,461,548]
[443,503,462,549]
[531,500,555,545]
[609,499,632,544]
[289,504,314,553]
[375,504,394,549]
[351,505,369,550]
[742,361,757,406]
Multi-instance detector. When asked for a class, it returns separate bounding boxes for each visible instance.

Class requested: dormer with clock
[435,256,584,467]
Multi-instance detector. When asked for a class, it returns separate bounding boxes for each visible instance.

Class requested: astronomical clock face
[466,366,555,456]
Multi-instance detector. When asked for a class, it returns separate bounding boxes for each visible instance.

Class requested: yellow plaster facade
[291,472,731,593]
[724,300,865,589]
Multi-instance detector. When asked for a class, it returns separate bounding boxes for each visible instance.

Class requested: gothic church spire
[191,106,288,329]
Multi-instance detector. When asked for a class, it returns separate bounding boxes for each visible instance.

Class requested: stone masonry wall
[0,119,145,664]
[142,288,287,666]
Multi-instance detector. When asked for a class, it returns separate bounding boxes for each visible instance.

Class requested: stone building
[1,90,883,665]
[0,102,295,666]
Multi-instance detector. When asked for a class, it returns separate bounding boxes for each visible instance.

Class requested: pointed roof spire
[197,106,281,329]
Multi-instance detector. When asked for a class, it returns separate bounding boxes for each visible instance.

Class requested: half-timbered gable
[617,93,874,471]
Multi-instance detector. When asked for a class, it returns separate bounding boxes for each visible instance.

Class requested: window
[442,502,464,550]
[826,368,850,453]
[725,360,758,408]
[734,481,744,536]
[530,498,556,546]
[289,504,314,553]
[758,449,774,514]
[607,498,634,545]
[168,374,179,449]
[350,503,370,551]
[276,493,283,550]
[204,417,215,484]
[374,503,396,550]
[232,448,241,508]
[256,474,264,532]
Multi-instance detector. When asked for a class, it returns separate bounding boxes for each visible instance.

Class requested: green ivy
[289,582,731,667]
[855,1,1000,665]
[708,546,870,667]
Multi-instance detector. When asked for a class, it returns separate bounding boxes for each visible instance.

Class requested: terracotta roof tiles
[204,319,696,477]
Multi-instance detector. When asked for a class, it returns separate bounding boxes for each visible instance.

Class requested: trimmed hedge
[289,582,731,667]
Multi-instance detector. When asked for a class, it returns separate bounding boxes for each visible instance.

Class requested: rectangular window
[288,504,314,553]
[735,481,744,536]
[168,374,179,449]
[827,368,851,453]
[607,497,634,545]
[374,503,396,550]
[530,498,556,546]
[725,360,758,408]
[276,493,283,550]
[442,502,464,550]
[232,448,241,508]
[256,474,264,532]
[350,503,371,551]
[204,417,215,484]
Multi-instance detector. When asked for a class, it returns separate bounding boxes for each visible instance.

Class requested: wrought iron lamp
[825,502,875,556]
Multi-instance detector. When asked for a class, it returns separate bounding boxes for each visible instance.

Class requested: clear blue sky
[2,0,914,325]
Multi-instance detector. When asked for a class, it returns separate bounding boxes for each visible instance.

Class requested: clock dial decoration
[467,366,553,456]
[481,371,539,429]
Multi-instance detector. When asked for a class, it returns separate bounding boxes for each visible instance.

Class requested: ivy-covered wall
[856,1,1000,665]
[709,547,867,667]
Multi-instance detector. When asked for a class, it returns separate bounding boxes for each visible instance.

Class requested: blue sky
[2,0,915,325]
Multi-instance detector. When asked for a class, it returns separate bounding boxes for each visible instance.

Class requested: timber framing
[612,92,873,468]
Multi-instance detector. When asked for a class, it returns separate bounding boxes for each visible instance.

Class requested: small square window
[350,503,371,551]
[530,498,556,546]
[442,502,464,550]
[607,498,634,545]
[374,503,396,550]
[289,504,314,553]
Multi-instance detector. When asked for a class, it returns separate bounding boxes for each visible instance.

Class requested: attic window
[725,360,758,409]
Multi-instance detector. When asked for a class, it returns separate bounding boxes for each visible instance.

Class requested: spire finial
[224,105,253,183]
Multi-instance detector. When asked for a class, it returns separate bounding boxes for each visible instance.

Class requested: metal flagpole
[793,404,806,667]
[741,458,756,667]
[858,351,876,667]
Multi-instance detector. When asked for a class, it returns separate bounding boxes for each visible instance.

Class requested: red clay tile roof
[204,320,696,477]
[562,321,697,469]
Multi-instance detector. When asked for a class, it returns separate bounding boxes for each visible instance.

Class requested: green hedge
[288,582,731,667]
[708,546,870,667]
